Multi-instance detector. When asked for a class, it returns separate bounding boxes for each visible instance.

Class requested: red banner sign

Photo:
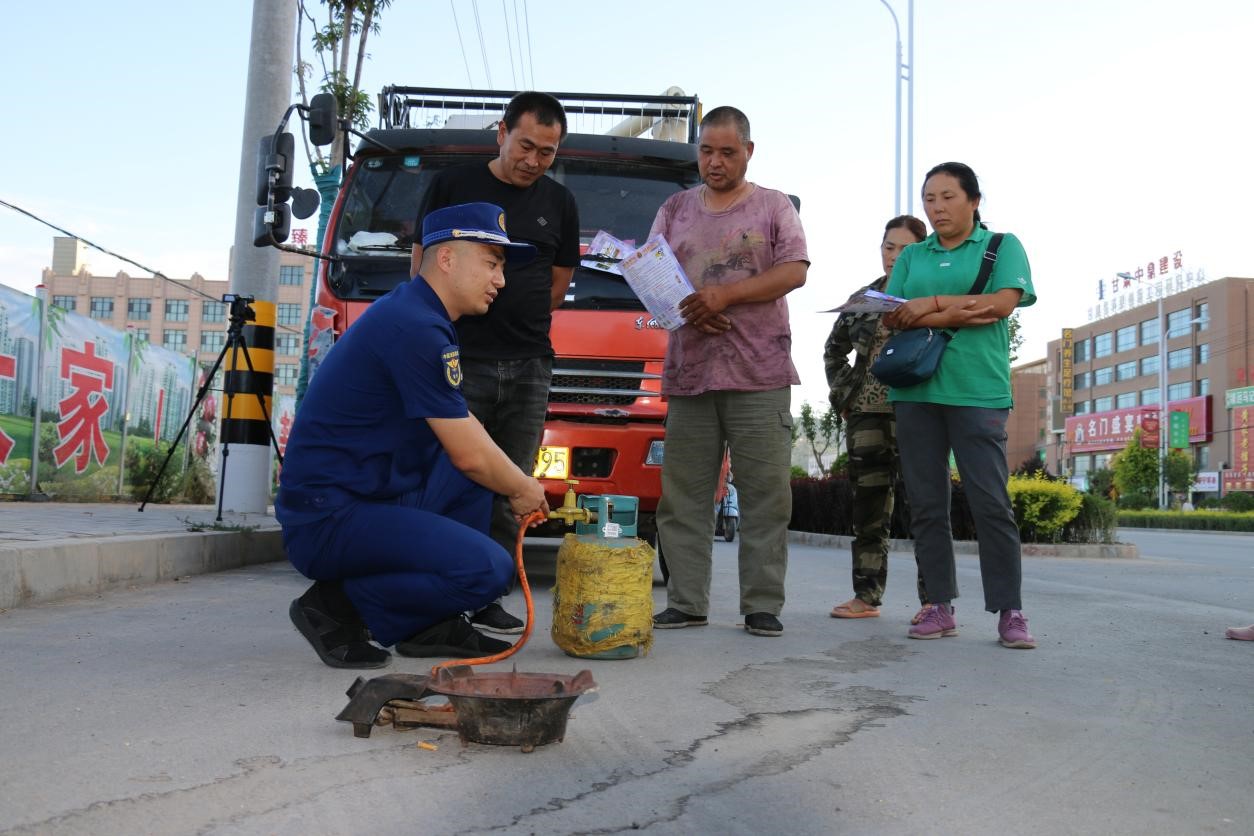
[1065,396,1211,454]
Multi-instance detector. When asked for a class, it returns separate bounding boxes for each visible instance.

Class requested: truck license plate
[533,446,570,479]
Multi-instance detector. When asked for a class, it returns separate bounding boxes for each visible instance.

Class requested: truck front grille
[549,359,658,406]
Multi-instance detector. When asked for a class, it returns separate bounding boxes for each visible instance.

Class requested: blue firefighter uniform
[276,276,513,648]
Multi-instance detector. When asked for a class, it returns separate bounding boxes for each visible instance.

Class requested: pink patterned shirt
[650,184,809,396]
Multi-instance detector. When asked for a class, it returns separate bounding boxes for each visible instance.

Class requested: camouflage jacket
[824,276,893,416]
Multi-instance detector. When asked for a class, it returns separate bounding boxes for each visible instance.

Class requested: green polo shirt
[884,225,1035,408]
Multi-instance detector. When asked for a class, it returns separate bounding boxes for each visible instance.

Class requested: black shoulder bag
[870,233,1004,388]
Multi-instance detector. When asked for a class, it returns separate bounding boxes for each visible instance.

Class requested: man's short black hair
[502,91,568,139]
[700,106,751,145]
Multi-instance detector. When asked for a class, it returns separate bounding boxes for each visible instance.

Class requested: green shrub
[1118,509,1254,532]
[1220,492,1254,513]
[1008,474,1083,542]
[790,465,809,480]
[1062,492,1117,544]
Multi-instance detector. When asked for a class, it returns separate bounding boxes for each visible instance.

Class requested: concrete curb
[787,529,1139,559]
[0,529,285,610]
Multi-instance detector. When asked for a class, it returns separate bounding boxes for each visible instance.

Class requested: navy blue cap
[421,202,537,263]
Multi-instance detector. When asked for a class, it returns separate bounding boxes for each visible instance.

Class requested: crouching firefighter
[276,202,551,668]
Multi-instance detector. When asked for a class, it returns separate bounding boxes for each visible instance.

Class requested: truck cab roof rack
[378,86,702,144]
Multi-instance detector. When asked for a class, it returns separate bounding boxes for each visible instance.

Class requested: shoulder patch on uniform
[441,345,462,388]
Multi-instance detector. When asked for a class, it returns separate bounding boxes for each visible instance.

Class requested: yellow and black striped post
[221,299,276,446]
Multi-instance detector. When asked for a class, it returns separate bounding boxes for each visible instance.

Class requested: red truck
[286,87,704,550]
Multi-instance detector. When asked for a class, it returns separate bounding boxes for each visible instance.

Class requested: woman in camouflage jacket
[824,215,930,620]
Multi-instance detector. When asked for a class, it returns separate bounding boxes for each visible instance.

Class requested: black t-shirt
[416,162,580,359]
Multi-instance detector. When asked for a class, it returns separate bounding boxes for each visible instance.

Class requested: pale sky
[3,0,1251,410]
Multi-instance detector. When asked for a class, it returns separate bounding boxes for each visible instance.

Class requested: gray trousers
[893,402,1022,612]
[657,388,793,616]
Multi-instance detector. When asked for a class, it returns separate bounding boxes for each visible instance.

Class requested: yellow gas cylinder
[551,533,654,660]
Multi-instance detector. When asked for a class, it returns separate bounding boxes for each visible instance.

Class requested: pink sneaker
[1225,624,1254,641]
[998,610,1036,649]
[908,603,957,639]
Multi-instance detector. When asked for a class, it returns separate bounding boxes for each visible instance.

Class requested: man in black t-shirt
[411,91,580,634]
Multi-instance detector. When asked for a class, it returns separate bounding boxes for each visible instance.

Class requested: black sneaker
[395,615,514,658]
[744,612,783,637]
[470,601,525,635]
[653,608,709,629]
[289,583,391,669]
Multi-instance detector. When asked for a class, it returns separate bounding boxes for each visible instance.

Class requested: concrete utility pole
[221,0,298,514]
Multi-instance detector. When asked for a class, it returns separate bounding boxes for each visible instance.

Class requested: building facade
[1041,274,1254,494]
[41,236,317,398]
[1007,357,1048,470]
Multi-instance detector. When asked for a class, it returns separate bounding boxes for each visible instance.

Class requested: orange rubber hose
[430,510,546,675]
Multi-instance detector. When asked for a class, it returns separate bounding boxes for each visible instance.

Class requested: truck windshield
[330,152,697,306]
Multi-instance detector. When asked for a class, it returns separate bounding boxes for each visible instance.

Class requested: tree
[1008,311,1024,364]
[1111,428,1159,508]
[798,402,842,475]
[295,0,390,176]
[1162,448,1195,499]
[294,0,391,407]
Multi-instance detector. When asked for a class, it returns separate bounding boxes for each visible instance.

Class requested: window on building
[1140,318,1159,346]
[1073,456,1091,475]
[1166,309,1191,338]
[127,297,151,321]
[1073,371,1091,391]
[163,329,187,352]
[1198,446,1210,469]
[1199,378,1209,397]
[165,300,189,322]
[200,331,226,353]
[1167,348,1190,370]
[279,265,304,286]
[1167,382,1192,401]
[1141,388,1158,405]
[1073,400,1090,415]
[1073,338,1089,362]
[1116,361,1137,382]
[1141,355,1160,376]
[1094,453,1113,470]
[1094,332,1113,357]
[52,295,77,311]
[1116,325,1137,352]
[1195,302,1209,331]
[1197,343,1209,364]
[134,329,150,343]
[1094,396,1113,412]
[276,334,301,355]
[1094,366,1114,386]
[203,301,226,323]
[1116,391,1138,408]
[275,364,299,386]
[90,297,114,320]
[277,303,301,326]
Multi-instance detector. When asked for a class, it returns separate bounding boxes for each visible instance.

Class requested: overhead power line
[0,196,302,336]
[449,0,475,86]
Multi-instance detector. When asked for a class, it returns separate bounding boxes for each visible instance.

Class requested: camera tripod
[138,295,284,520]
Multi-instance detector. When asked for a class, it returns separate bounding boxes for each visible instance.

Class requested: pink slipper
[1225,624,1254,641]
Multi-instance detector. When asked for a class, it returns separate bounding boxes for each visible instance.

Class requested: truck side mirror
[255,132,295,206]
[308,93,338,147]
[253,203,291,246]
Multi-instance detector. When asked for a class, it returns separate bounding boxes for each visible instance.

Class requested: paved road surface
[1,530,1251,835]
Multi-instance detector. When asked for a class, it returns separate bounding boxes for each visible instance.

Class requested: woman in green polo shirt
[883,161,1038,650]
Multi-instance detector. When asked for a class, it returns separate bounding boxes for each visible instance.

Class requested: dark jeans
[893,402,1022,613]
[459,355,553,552]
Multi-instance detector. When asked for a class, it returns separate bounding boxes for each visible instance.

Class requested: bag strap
[968,233,1005,295]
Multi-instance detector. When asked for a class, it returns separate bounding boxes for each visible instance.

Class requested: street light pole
[878,0,914,215]
[1157,295,1168,509]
